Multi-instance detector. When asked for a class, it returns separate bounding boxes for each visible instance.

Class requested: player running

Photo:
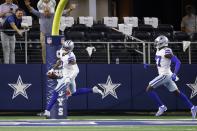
[144,35,197,119]
[43,40,103,117]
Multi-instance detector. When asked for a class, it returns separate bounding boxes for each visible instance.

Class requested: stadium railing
[0,40,197,64]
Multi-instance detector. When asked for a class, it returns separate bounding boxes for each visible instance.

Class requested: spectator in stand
[25,0,76,64]
[37,0,56,13]
[0,0,18,23]
[37,0,56,26]
[1,8,24,64]
[181,5,197,34]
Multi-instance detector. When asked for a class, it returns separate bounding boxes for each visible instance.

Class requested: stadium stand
[191,33,197,41]
[154,24,174,41]
[173,31,190,41]
[1,15,197,64]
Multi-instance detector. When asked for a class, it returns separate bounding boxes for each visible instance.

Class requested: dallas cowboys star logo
[187,77,197,99]
[8,75,31,99]
[98,75,121,99]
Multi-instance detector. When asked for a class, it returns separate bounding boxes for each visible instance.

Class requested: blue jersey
[2,14,22,36]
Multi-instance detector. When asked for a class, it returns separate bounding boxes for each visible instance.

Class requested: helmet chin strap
[63,50,70,55]
[60,48,70,56]
[158,46,168,50]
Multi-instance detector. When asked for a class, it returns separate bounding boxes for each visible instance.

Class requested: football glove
[144,64,150,69]
[171,73,179,81]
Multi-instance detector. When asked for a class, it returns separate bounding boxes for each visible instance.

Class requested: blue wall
[0,64,44,111]
[0,64,196,111]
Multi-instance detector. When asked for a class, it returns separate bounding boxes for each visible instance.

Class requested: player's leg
[167,80,197,119]
[174,89,197,119]
[43,77,69,117]
[147,75,168,116]
[146,85,164,107]
[71,86,103,96]
[66,79,103,96]
[68,79,103,97]
[173,90,193,108]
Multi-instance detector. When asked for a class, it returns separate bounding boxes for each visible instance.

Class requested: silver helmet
[62,40,74,53]
[154,35,169,49]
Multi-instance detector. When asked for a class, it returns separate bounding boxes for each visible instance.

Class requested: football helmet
[154,35,169,49]
[62,40,74,53]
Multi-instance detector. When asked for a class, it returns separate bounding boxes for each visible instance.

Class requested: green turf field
[0,115,196,131]
[0,126,196,131]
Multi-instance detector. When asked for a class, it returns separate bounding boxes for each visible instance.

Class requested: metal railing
[0,29,31,64]
[0,39,197,64]
[74,41,197,64]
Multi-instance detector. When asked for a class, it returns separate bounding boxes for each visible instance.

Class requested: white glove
[47,68,54,75]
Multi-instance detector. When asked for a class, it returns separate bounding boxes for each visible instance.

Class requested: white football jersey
[60,51,77,78]
[155,47,173,75]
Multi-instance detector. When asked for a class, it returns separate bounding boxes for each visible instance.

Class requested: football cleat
[155,105,167,116]
[38,110,50,118]
[93,86,104,97]
[191,106,197,120]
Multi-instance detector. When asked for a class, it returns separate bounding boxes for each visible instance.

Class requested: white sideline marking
[60,121,96,125]
[0,119,196,126]
[0,121,96,126]
[0,122,27,125]
[82,118,196,121]
[0,118,195,121]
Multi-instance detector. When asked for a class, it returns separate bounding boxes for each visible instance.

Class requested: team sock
[46,91,58,111]
[179,91,193,109]
[72,88,93,96]
[148,91,164,108]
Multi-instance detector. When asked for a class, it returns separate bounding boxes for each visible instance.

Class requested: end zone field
[0,115,196,131]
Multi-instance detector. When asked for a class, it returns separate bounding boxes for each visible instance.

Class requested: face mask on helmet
[154,35,169,49]
[62,40,74,53]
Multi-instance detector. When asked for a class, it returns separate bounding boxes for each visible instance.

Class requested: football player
[144,35,197,119]
[43,40,103,117]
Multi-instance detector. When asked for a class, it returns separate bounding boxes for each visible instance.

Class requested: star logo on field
[8,75,31,99]
[98,75,121,99]
[187,77,197,99]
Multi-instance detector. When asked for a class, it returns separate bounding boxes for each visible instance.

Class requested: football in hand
[47,72,58,79]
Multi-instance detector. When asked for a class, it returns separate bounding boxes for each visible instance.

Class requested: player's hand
[144,63,150,69]
[47,68,54,75]
[171,73,177,81]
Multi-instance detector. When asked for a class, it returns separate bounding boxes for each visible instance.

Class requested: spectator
[0,0,18,21]
[37,0,56,13]
[181,5,197,34]
[1,8,24,64]
[37,0,56,30]
[25,0,76,64]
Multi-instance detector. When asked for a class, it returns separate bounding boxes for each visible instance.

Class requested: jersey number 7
[155,55,161,67]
